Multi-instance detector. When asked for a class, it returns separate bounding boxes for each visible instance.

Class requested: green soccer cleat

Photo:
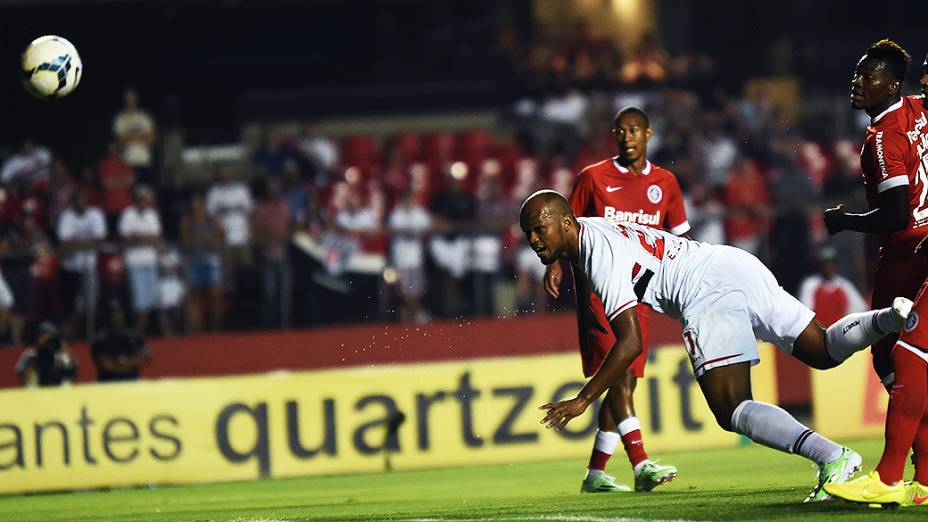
[805,447,863,502]
[581,473,632,493]
[634,460,677,492]
[902,481,928,507]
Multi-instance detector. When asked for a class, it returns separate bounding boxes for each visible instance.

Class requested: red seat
[455,129,494,157]
[342,134,380,167]
[390,133,422,164]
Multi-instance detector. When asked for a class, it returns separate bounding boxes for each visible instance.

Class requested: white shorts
[681,246,815,378]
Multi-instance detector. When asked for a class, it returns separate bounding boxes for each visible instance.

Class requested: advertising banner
[811,352,887,440]
[0,344,777,494]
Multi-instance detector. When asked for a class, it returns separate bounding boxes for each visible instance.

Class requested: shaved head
[519,189,579,265]
[519,189,573,222]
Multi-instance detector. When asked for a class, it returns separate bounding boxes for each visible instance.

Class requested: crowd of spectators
[0,28,880,348]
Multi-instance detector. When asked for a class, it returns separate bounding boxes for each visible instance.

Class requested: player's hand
[544,262,563,299]
[916,235,928,260]
[540,397,588,430]
[823,204,848,235]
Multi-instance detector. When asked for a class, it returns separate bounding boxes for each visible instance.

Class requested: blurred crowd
[0,27,877,350]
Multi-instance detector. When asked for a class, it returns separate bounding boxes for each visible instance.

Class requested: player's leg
[875,346,928,484]
[869,253,927,386]
[579,293,629,493]
[789,299,911,370]
[828,345,927,506]
[722,243,907,370]
[614,306,676,491]
[698,361,860,501]
[686,284,861,502]
[580,392,630,492]
[906,410,928,506]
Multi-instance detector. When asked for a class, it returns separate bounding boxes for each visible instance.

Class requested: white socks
[616,417,640,437]
[731,400,842,465]
[585,430,620,481]
[825,307,900,363]
[594,429,620,454]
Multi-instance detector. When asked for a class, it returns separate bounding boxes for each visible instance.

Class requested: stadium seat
[390,132,422,164]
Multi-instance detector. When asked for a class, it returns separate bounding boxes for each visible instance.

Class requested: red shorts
[872,249,928,378]
[580,292,650,378]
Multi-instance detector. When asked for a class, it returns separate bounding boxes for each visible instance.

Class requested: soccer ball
[21,35,83,98]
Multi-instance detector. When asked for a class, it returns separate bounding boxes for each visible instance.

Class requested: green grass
[0,438,923,521]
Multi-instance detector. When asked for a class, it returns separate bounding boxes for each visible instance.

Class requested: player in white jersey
[519,189,913,501]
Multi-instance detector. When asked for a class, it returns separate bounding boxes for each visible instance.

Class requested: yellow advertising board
[812,352,887,440]
[0,344,777,494]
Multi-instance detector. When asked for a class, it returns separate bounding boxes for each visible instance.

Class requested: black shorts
[59,269,83,314]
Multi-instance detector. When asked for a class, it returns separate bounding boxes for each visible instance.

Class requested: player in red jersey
[827,231,928,507]
[544,107,688,493]
[825,39,928,387]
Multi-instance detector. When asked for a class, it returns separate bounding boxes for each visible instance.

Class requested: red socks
[618,417,649,469]
[587,418,650,476]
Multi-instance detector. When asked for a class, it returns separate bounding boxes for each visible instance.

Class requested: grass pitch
[0,437,923,521]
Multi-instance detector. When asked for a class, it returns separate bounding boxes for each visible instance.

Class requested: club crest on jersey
[647,184,663,204]
[905,310,919,333]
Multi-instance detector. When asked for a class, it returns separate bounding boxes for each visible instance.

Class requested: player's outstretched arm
[540,306,641,430]
[915,235,928,260]
[823,187,908,235]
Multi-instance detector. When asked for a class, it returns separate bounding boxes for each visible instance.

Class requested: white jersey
[577,217,716,321]
[577,217,815,377]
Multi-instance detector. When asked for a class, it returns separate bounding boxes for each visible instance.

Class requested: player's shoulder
[903,95,926,112]
[578,157,618,177]
[876,97,922,132]
[648,162,680,182]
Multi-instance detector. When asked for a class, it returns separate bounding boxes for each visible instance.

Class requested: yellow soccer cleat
[902,481,928,507]
[824,470,905,505]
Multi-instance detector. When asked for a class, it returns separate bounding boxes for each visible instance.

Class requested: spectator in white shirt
[296,124,339,181]
[113,87,156,184]
[1,140,52,186]
[119,186,163,333]
[57,188,107,338]
[205,164,254,287]
[387,190,432,323]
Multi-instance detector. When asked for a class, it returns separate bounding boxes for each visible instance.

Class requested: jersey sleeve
[568,170,594,217]
[663,175,690,235]
[874,129,911,193]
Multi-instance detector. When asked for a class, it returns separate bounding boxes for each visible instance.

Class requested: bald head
[519,189,573,224]
[519,189,579,265]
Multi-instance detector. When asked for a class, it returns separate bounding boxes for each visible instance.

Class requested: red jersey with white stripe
[570,158,690,235]
[577,218,714,322]
[861,95,928,252]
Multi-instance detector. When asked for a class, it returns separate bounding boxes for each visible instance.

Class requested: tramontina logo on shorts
[647,184,663,204]
[905,310,919,333]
